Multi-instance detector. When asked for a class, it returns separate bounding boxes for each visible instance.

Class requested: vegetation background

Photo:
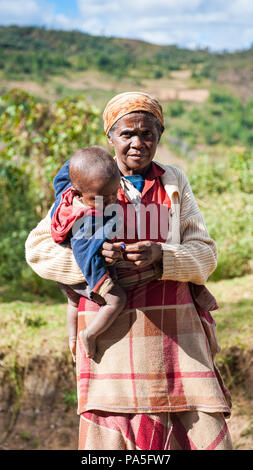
[0,26,252,450]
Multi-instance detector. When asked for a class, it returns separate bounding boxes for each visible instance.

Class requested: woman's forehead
[115,112,156,129]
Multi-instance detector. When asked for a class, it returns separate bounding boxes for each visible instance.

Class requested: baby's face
[78,175,120,209]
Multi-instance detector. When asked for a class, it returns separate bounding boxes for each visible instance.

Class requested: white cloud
[0,0,39,16]
[78,0,202,15]
[228,0,253,15]
[0,0,252,51]
[75,0,253,50]
[0,0,54,25]
[77,0,120,16]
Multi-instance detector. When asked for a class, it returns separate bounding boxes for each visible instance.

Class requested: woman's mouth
[128,154,143,159]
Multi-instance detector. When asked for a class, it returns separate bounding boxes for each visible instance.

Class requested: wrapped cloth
[103,91,164,134]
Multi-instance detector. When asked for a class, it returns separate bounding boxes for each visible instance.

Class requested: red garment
[79,410,172,450]
[79,409,232,450]
[51,187,96,244]
[117,162,171,243]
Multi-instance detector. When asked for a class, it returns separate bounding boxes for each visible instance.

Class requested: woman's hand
[101,240,162,268]
[101,241,125,265]
[124,241,162,267]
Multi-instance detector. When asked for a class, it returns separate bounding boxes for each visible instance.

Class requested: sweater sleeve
[25,208,85,284]
[160,168,217,285]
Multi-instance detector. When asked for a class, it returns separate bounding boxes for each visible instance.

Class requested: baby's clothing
[51,186,118,300]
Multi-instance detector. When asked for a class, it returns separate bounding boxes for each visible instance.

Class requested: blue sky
[0,0,253,51]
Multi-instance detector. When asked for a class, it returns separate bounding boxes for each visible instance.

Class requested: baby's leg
[80,284,127,359]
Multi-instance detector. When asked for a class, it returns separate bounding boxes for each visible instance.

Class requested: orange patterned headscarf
[103,91,164,134]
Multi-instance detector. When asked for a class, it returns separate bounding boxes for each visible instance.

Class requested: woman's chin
[127,156,151,171]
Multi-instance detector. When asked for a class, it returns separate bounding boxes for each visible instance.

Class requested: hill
[1,25,253,103]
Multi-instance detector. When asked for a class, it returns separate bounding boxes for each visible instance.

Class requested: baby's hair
[69,146,120,193]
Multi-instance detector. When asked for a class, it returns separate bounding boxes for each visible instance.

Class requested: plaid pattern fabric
[75,163,230,417]
[78,409,233,450]
[76,274,231,416]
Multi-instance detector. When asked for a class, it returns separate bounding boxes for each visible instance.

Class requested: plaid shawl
[76,269,231,417]
[79,408,232,450]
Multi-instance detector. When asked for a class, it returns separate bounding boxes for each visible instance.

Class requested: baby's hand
[69,336,77,363]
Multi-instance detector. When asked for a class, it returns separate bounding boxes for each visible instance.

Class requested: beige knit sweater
[25,162,217,286]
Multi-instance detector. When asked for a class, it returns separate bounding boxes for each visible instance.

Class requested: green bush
[0,89,105,293]
[164,91,253,151]
[201,193,252,280]
[0,89,106,211]
[166,100,185,117]
[153,70,163,79]
[189,152,253,197]
[0,160,39,282]
[189,153,253,280]
[3,51,71,78]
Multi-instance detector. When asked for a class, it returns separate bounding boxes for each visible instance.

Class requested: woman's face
[107,112,161,175]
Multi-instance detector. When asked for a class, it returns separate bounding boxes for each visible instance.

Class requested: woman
[25,91,233,450]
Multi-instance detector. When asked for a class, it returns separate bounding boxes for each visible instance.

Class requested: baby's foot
[79,329,96,359]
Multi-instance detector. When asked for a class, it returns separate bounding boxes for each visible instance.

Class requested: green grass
[0,299,68,368]
[207,274,253,349]
[64,389,78,408]
[199,192,253,281]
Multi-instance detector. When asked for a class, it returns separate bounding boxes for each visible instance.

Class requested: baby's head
[69,146,120,208]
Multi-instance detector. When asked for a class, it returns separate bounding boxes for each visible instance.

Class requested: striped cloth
[79,409,233,450]
[76,270,231,416]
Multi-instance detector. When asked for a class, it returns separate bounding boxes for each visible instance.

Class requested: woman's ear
[106,133,113,146]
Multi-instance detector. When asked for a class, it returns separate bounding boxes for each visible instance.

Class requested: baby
[51,147,127,360]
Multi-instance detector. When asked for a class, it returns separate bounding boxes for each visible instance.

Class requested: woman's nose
[130,135,143,148]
